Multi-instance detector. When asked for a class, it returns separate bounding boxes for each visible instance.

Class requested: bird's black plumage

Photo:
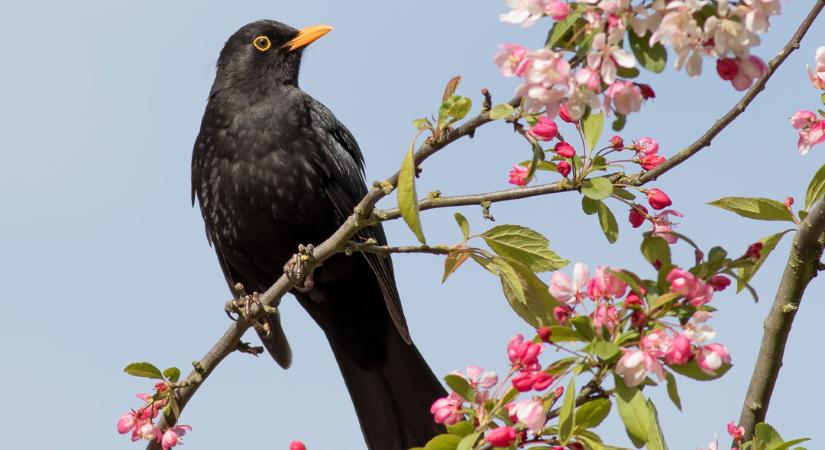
[191,20,446,449]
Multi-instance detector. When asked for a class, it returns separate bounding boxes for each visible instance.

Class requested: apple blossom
[587,265,627,300]
[455,365,499,391]
[592,303,620,333]
[665,334,693,365]
[558,104,574,123]
[790,110,817,129]
[604,80,643,116]
[485,426,517,447]
[517,49,573,115]
[709,275,731,291]
[640,153,665,170]
[543,0,570,20]
[615,349,665,387]
[716,58,739,81]
[507,333,543,370]
[808,46,825,89]
[587,33,636,85]
[557,160,572,178]
[727,421,745,440]
[494,44,532,77]
[731,56,768,91]
[511,398,546,433]
[549,262,589,304]
[553,305,573,323]
[697,343,731,375]
[667,268,714,307]
[529,115,559,141]
[430,392,464,425]
[161,425,192,450]
[642,330,673,358]
[508,164,530,186]
[634,137,659,155]
[652,209,683,244]
[745,242,763,259]
[797,120,825,156]
[500,0,546,27]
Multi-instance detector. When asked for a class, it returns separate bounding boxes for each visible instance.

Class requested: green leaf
[442,250,470,283]
[424,433,462,450]
[668,360,731,381]
[613,187,636,200]
[481,224,568,272]
[456,432,481,450]
[454,213,470,241]
[570,316,596,341]
[592,341,622,361]
[753,423,784,450]
[641,235,672,266]
[628,31,667,73]
[439,95,472,127]
[773,438,812,450]
[163,367,180,383]
[546,10,584,49]
[616,65,640,78]
[473,255,534,327]
[581,177,614,200]
[444,374,475,403]
[665,371,682,411]
[489,103,515,120]
[645,401,669,450]
[446,421,475,437]
[736,230,792,293]
[805,163,825,209]
[582,111,605,151]
[612,114,627,132]
[124,362,164,380]
[547,326,585,343]
[558,377,577,444]
[597,201,619,243]
[398,146,426,243]
[614,375,651,448]
[582,197,601,215]
[574,398,612,430]
[413,117,432,130]
[708,197,795,222]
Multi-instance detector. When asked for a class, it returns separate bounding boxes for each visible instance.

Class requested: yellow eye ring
[252,35,271,52]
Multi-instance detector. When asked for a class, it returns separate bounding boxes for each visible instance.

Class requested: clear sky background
[1,1,824,449]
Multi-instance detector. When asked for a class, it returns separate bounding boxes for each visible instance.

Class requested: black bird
[191,20,446,449]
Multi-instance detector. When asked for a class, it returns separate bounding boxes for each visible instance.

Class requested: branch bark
[736,201,825,441]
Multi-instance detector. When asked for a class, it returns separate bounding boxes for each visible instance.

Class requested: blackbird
[191,20,446,449]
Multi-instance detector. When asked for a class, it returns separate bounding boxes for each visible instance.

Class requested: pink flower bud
[430,392,464,425]
[785,196,795,208]
[553,305,572,324]
[727,421,745,440]
[640,154,665,170]
[557,160,572,178]
[537,326,552,343]
[629,204,648,228]
[511,372,535,392]
[512,399,546,433]
[697,343,731,376]
[484,426,517,448]
[529,115,559,141]
[791,110,817,129]
[610,135,624,149]
[591,303,619,333]
[532,372,554,391]
[635,137,659,155]
[716,58,739,81]
[554,141,576,158]
[646,188,672,210]
[508,164,529,186]
[559,104,574,123]
[665,334,692,366]
[554,386,564,398]
[290,442,307,450]
[543,0,570,20]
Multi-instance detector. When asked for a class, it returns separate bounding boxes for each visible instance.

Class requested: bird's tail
[328,325,447,450]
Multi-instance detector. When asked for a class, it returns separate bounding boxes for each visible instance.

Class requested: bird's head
[214,20,332,89]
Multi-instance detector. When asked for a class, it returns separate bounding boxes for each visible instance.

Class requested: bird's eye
[252,36,272,52]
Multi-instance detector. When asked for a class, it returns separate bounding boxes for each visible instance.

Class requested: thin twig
[347,242,452,256]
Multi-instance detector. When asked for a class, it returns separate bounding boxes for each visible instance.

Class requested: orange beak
[284,25,333,51]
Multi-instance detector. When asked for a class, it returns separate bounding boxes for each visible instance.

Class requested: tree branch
[346,242,452,256]
[736,201,825,441]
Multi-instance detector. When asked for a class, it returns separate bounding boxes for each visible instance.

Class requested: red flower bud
[646,188,672,210]
[629,204,648,228]
[554,386,564,398]
[745,242,764,259]
[638,83,655,99]
[610,135,624,149]
[290,441,307,450]
[640,154,665,170]
[709,275,731,291]
[532,372,554,391]
[716,58,739,81]
[557,160,572,178]
[559,104,574,123]
[484,426,517,448]
[537,326,552,343]
[554,141,576,158]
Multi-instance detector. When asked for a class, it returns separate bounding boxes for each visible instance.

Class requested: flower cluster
[790,47,825,155]
[626,184,682,244]
[117,383,191,450]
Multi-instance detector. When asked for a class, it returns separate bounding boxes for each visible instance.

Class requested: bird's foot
[284,244,316,292]
[226,291,274,337]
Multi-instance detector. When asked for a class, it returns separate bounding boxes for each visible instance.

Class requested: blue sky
[1,1,824,449]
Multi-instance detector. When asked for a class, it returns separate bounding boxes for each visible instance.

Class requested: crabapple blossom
[808,46,825,89]
[554,141,576,158]
[790,110,817,130]
[697,343,731,375]
[557,160,572,178]
[575,67,601,91]
[742,0,781,34]
[587,33,636,85]
[544,0,570,20]
[494,44,532,77]
[558,104,574,123]
[604,80,643,116]
[554,305,573,323]
[537,326,552,342]
[796,120,825,156]
[161,425,192,450]
[509,164,529,186]
[727,421,745,440]
[745,242,764,259]
[485,426,517,447]
[646,188,672,210]
[731,56,768,91]
[716,58,739,81]
[642,330,673,358]
[628,204,648,228]
[529,115,558,141]
[430,392,464,425]
[500,0,546,28]
[640,153,665,170]
[665,334,693,365]
[588,265,627,300]
[634,137,659,156]
[592,303,620,333]
[517,49,573,115]
[667,268,714,307]
[453,366,499,394]
[508,334,543,370]
[615,349,665,387]
[610,135,624,149]
[549,262,589,304]
[652,209,683,244]
[510,398,547,433]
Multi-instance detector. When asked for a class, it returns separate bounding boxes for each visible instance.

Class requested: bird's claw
[284,244,316,292]
[226,292,273,337]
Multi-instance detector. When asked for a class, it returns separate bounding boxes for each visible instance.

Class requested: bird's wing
[305,96,411,344]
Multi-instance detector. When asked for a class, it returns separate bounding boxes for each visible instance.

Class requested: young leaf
[442,76,462,102]
[456,432,481,450]
[736,230,792,293]
[582,197,602,215]
[546,9,584,49]
[708,197,795,222]
[805,163,825,209]
[570,316,596,341]
[753,423,785,450]
[582,111,605,151]
[444,374,475,403]
[423,433,462,450]
[163,367,181,383]
[628,31,667,73]
[446,421,474,437]
[439,95,472,127]
[669,360,731,381]
[442,250,471,283]
[481,224,568,272]
[574,398,612,430]
[641,235,672,266]
[454,213,470,241]
[592,341,622,361]
[581,177,614,200]
[665,371,682,411]
[124,362,165,380]
[558,377,577,444]
[413,118,432,130]
[646,401,669,450]
[489,103,515,120]
[614,375,651,448]
[398,147,426,243]
[597,201,619,243]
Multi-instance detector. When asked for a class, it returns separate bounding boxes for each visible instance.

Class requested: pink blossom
[456,365,499,390]
[507,334,543,370]
[532,372,554,390]
[575,67,601,91]
[615,349,665,387]
[290,441,307,450]
[138,423,162,442]
[587,33,636,85]
[742,0,782,34]
[642,330,673,359]
[667,268,714,307]
[500,0,545,27]
[798,120,825,156]
[554,141,576,158]
[549,262,589,304]
[697,343,731,375]
[161,425,192,450]
[494,44,532,77]
[511,399,546,433]
[591,303,619,333]
[727,421,745,440]
[118,408,152,442]
[511,371,536,392]
[430,392,464,425]
[554,305,573,323]
[558,104,574,123]
[517,49,573,115]
[629,204,648,228]
[652,209,683,244]
[587,266,627,300]
[646,188,672,210]
[808,46,825,89]
[665,334,692,365]
[485,426,517,447]
[529,115,558,141]
[790,110,817,130]
[508,164,529,186]
[635,137,659,156]
[557,160,571,178]
[543,0,570,20]
[604,80,643,116]
[640,154,665,170]
[745,242,763,259]
[731,56,767,91]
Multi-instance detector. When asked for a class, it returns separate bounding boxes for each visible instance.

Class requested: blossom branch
[346,241,452,256]
[144,94,519,450]
[736,199,825,441]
